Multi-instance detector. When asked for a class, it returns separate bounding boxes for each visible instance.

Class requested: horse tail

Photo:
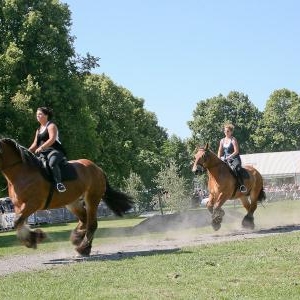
[103,179,134,216]
[258,188,266,203]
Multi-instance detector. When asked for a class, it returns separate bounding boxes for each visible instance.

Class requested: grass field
[1,201,300,299]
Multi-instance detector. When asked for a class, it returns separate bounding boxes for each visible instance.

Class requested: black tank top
[222,138,235,158]
[37,121,66,155]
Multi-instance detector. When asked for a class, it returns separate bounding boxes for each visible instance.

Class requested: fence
[0,199,111,231]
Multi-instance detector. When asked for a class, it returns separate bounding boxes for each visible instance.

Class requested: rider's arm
[228,137,240,158]
[28,130,38,153]
[217,139,223,158]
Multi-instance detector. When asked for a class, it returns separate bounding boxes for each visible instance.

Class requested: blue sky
[63,0,300,139]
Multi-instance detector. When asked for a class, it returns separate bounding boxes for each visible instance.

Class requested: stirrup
[56,183,66,193]
[239,185,247,193]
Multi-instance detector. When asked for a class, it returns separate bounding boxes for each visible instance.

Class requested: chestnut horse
[0,138,133,256]
[192,144,265,231]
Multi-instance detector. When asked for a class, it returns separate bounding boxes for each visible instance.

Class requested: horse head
[192,143,221,173]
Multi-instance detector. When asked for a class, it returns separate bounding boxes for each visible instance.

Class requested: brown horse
[0,138,133,256]
[192,144,265,231]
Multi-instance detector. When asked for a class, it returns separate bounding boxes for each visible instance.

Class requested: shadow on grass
[256,224,300,234]
[45,247,185,265]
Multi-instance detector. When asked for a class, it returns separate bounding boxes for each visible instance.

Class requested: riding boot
[236,166,247,193]
[51,164,66,193]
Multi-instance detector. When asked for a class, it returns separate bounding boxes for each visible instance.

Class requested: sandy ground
[1,204,300,276]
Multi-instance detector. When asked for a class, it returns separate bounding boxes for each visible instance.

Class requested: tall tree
[253,89,300,152]
[83,74,168,187]
[153,160,190,213]
[161,135,193,184]
[188,91,262,155]
[0,0,98,158]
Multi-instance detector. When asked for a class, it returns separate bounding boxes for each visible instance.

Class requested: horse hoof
[242,215,255,230]
[70,230,85,246]
[212,221,221,231]
[76,244,92,256]
[35,229,47,243]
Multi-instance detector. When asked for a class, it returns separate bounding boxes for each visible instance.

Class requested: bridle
[196,149,223,169]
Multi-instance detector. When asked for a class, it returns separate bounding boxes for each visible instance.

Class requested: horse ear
[205,143,209,150]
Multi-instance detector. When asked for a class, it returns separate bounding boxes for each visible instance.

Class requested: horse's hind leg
[75,194,100,256]
[240,196,255,230]
[66,199,87,246]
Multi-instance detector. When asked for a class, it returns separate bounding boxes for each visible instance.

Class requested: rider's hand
[35,146,43,154]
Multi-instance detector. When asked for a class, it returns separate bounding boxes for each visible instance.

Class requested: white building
[241,151,300,185]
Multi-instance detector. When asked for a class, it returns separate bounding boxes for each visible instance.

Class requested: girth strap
[43,184,55,209]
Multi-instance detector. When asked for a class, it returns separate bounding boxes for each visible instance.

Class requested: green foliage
[83,74,168,187]
[0,1,99,158]
[153,160,190,212]
[253,89,300,152]
[123,171,150,212]
[1,1,300,202]
[188,91,262,154]
[161,135,194,184]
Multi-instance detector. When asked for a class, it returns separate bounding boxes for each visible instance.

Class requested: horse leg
[240,196,255,230]
[211,207,225,231]
[66,199,87,246]
[75,195,100,256]
[206,195,224,231]
[14,214,47,249]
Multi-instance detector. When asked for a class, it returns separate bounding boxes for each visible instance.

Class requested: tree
[161,135,194,184]
[188,91,262,155]
[123,171,149,213]
[0,0,99,158]
[153,160,190,213]
[253,89,300,152]
[83,74,168,187]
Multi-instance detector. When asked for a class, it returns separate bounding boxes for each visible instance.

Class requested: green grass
[1,200,300,299]
[1,232,300,299]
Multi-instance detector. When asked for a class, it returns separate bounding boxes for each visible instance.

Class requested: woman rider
[217,123,247,193]
[29,107,67,192]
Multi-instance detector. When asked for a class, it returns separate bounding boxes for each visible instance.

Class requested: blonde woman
[217,123,247,193]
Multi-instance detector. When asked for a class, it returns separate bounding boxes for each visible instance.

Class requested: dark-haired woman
[29,107,67,192]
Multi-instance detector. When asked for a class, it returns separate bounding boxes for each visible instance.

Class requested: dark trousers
[226,156,244,186]
[44,150,65,183]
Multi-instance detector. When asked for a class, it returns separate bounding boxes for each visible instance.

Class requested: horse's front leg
[209,194,226,231]
[206,194,214,214]
[15,214,47,249]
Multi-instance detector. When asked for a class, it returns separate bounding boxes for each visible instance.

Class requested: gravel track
[1,208,300,276]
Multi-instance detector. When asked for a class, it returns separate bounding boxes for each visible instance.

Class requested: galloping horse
[192,143,265,231]
[0,138,133,256]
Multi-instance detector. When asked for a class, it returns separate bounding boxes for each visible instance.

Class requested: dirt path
[1,214,300,277]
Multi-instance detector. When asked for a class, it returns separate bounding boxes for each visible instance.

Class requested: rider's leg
[230,157,247,193]
[48,152,66,192]
[235,165,247,193]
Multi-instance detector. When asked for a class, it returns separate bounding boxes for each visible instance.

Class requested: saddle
[225,160,249,180]
[38,156,78,183]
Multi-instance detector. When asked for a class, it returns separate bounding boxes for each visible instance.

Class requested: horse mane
[1,138,40,168]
